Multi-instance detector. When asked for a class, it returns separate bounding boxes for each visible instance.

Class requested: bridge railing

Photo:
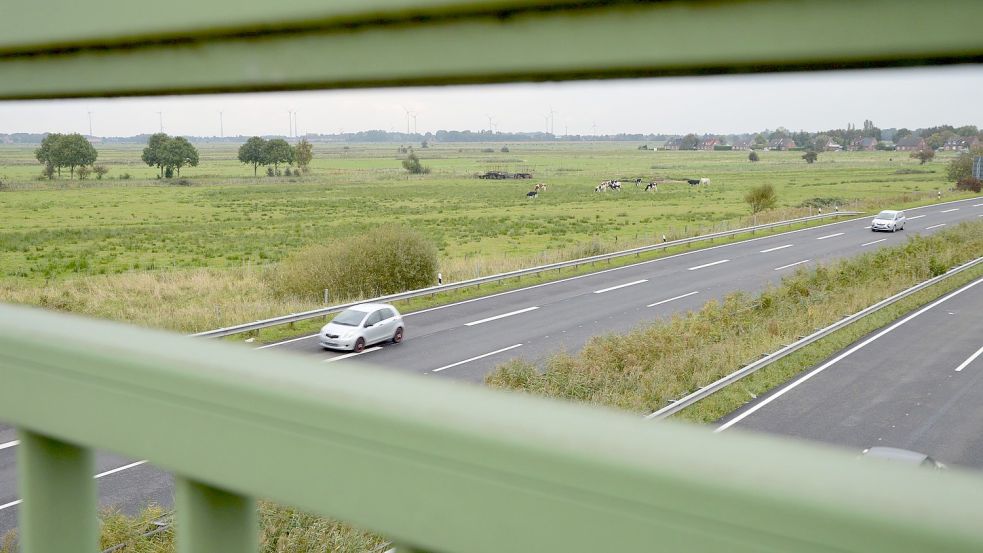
[4,1,983,552]
[3,303,983,553]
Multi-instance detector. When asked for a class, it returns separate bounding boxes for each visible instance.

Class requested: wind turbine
[87,111,93,137]
[219,111,224,138]
[156,112,163,133]
[402,106,415,135]
[548,107,557,135]
[287,110,294,137]
[485,114,495,133]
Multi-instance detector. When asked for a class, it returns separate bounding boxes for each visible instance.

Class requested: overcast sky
[1,65,980,137]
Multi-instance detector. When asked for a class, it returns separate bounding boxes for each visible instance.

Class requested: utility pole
[87,111,93,137]
[219,111,224,138]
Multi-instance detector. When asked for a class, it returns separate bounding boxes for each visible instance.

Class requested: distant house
[698,137,720,151]
[849,137,877,151]
[663,138,683,151]
[894,136,926,151]
[731,140,752,151]
[942,136,979,151]
[767,137,796,151]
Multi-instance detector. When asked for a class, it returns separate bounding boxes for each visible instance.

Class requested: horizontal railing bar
[647,255,983,419]
[2,0,981,99]
[3,304,983,552]
[194,212,859,338]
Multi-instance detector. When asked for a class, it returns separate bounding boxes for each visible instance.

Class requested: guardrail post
[18,430,98,553]
[176,477,256,553]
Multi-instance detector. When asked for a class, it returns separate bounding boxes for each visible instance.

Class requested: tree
[401,151,429,174]
[802,150,818,164]
[293,138,313,173]
[92,165,109,180]
[35,133,97,179]
[57,133,98,179]
[748,151,760,162]
[910,149,935,165]
[680,133,699,150]
[76,165,91,180]
[35,133,65,177]
[238,137,267,176]
[264,138,294,175]
[161,136,199,177]
[142,133,170,178]
[744,184,777,214]
[142,133,197,178]
[946,147,983,182]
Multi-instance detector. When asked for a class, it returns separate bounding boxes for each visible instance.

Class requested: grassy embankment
[1,143,972,339]
[486,220,983,422]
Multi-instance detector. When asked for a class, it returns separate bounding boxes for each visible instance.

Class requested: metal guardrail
[646,255,983,420]
[195,212,860,338]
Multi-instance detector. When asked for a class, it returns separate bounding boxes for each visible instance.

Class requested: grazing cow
[645,182,658,192]
[595,181,611,192]
[687,179,700,186]
[699,177,710,186]
[610,180,622,190]
[533,182,548,192]
[526,190,538,199]
[634,177,642,187]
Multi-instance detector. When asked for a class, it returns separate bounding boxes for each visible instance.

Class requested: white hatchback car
[871,210,906,232]
[319,303,404,352]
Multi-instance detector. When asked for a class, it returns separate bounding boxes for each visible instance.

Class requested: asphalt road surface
[1,196,981,536]
[718,274,983,469]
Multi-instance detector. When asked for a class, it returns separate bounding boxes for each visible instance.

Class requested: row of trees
[237,137,312,176]
[34,133,98,179]
[141,133,199,178]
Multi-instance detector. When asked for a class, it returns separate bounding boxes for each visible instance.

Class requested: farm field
[0,141,970,330]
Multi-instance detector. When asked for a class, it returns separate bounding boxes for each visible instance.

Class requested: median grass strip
[486,220,983,417]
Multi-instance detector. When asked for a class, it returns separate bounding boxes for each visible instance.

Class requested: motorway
[1,196,981,535]
[718,273,983,469]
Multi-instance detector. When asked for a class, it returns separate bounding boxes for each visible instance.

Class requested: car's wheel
[353,337,366,353]
[392,326,404,344]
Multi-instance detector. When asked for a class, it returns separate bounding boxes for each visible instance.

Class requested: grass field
[0,141,972,330]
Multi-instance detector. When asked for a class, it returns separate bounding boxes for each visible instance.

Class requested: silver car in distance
[319,303,404,352]
[870,210,906,232]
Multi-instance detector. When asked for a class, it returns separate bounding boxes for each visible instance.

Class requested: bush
[501,146,510,153]
[268,224,439,301]
[401,151,430,174]
[266,166,275,177]
[801,150,818,164]
[119,172,131,180]
[910,149,935,165]
[744,183,777,213]
[93,165,109,179]
[164,166,174,178]
[76,165,91,180]
[957,177,982,193]
[748,151,759,162]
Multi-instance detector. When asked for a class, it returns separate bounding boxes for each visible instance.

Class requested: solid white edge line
[715,276,983,433]
[861,239,887,247]
[974,203,983,207]
[774,260,810,271]
[432,344,524,372]
[0,460,151,511]
[323,346,382,363]
[816,232,845,240]
[925,223,947,230]
[941,208,959,213]
[759,244,793,253]
[95,460,148,479]
[465,306,539,326]
[954,345,983,372]
[256,333,318,349]
[0,499,22,511]
[0,440,19,451]
[687,259,729,271]
[647,291,699,308]
[908,215,927,219]
[594,279,648,294]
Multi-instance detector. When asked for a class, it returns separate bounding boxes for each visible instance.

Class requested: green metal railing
[4,303,983,553]
[3,1,983,552]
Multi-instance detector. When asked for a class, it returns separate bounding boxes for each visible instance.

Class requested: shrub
[401,151,430,174]
[76,165,91,180]
[910,149,935,165]
[801,150,818,164]
[164,166,174,178]
[41,162,56,180]
[93,165,109,179]
[266,166,275,177]
[744,183,777,213]
[956,177,982,193]
[268,224,438,301]
[748,151,759,162]
[119,172,131,180]
[501,146,510,153]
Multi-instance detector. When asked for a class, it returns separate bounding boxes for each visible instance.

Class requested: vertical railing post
[176,477,256,553]
[18,430,98,553]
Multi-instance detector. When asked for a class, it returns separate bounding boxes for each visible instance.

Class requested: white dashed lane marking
[647,291,699,308]
[816,232,844,240]
[774,260,810,271]
[465,306,540,327]
[759,244,793,253]
[594,279,648,294]
[688,259,729,271]
[432,344,524,373]
[862,239,887,247]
